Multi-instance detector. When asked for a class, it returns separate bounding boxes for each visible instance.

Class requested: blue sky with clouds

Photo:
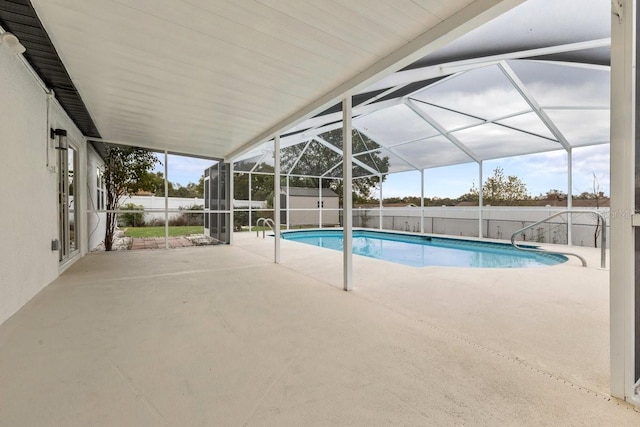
[152,154,217,187]
[383,144,609,199]
[159,142,609,199]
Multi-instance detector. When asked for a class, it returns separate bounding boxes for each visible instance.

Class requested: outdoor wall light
[51,128,68,150]
[0,32,26,54]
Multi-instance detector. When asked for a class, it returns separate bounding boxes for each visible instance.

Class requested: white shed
[280,187,339,227]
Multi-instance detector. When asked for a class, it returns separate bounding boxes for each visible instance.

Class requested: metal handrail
[510,209,607,268]
[256,217,275,239]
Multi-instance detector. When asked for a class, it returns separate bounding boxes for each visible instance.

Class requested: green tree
[140,171,166,195]
[170,184,193,198]
[281,129,390,204]
[458,182,480,204]
[142,172,204,198]
[234,173,274,201]
[185,176,205,198]
[102,146,159,250]
[465,167,530,205]
[541,189,567,200]
[591,172,604,248]
[119,203,145,227]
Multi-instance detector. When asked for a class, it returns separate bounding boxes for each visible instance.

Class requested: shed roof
[282,187,339,198]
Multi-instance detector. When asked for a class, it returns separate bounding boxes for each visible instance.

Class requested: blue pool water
[281,230,567,268]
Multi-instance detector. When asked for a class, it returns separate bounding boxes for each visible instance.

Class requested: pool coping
[279,227,570,268]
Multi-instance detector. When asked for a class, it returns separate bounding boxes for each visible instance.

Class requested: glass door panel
[58,142,78,263]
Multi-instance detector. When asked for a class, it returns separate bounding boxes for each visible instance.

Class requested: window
[96,167,105,210]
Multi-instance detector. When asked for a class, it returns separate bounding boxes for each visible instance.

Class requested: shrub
[146,217,165,227]
[254,210,274,224]
[119,203,145,227]
[234,210,249,231]
[169,205,204,226]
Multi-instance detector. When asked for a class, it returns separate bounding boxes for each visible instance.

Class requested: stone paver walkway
[130,236,193,250]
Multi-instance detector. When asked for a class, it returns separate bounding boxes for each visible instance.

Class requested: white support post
[274,136,281,264]
[164,151,169,249]
[78,142,88,256]
[286,175,290,230]
[379,180,383,230]
[229,161,234,245]
[343,97,353,292]
[319,178,323,228]
[420,170,425,234]
[248,172,252,232]
[567,149,573,246]
[478,161,483,239]
[610,0,637,402]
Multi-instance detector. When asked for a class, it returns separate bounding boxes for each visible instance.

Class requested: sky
[152,154,217,187]
[382,144,609,199]
[157,142,609,200]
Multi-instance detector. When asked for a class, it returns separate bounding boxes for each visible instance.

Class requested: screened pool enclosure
[231,57,610,245]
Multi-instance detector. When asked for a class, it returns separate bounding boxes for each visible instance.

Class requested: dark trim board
[0,0,101,138]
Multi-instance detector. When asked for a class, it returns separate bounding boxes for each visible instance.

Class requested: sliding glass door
[58,143,78,263]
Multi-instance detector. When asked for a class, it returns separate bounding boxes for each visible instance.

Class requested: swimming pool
[281,229,567,268]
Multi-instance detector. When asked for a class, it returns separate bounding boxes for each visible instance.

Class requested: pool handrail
[256,217,275,239]
[510,209,607,268]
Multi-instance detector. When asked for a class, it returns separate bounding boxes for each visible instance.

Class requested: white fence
[117,197,608,248]
[122,195,204,221]
[234,200,267,209]
[353,206,609,248]
[121,196,266,222]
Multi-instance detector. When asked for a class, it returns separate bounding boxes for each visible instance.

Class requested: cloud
[153,154,218,185]
[571,145,610,194]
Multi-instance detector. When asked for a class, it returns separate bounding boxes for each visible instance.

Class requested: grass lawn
[236,225,270,232]
[124,226,204,238]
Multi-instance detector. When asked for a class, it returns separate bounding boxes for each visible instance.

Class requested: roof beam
[285,140,311,175]
[407,99,559,143]
[248,152,268,173]
[225,0,527,161]
[364,38,611,93]
[356,83,413,108]
[404,98,480,163]
[353,127,421,170]
[321,161,343,178]
[542,106,609,111]
[497,61,571,151]
[401,72,464,101]
[382,146,421,170]
[87,138,222,160]
[284,98,404,139]
[314,136,381,177]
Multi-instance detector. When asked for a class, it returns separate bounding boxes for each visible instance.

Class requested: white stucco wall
[87,145,106,251]
[0,43,87,324]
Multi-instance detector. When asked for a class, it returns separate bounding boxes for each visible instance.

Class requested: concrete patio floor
[130,236,195,250]
[0,232,638,425]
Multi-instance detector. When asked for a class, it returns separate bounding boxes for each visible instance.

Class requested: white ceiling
[30,0,524,159]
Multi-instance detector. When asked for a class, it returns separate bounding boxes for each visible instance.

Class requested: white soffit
[30,0,524,159]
